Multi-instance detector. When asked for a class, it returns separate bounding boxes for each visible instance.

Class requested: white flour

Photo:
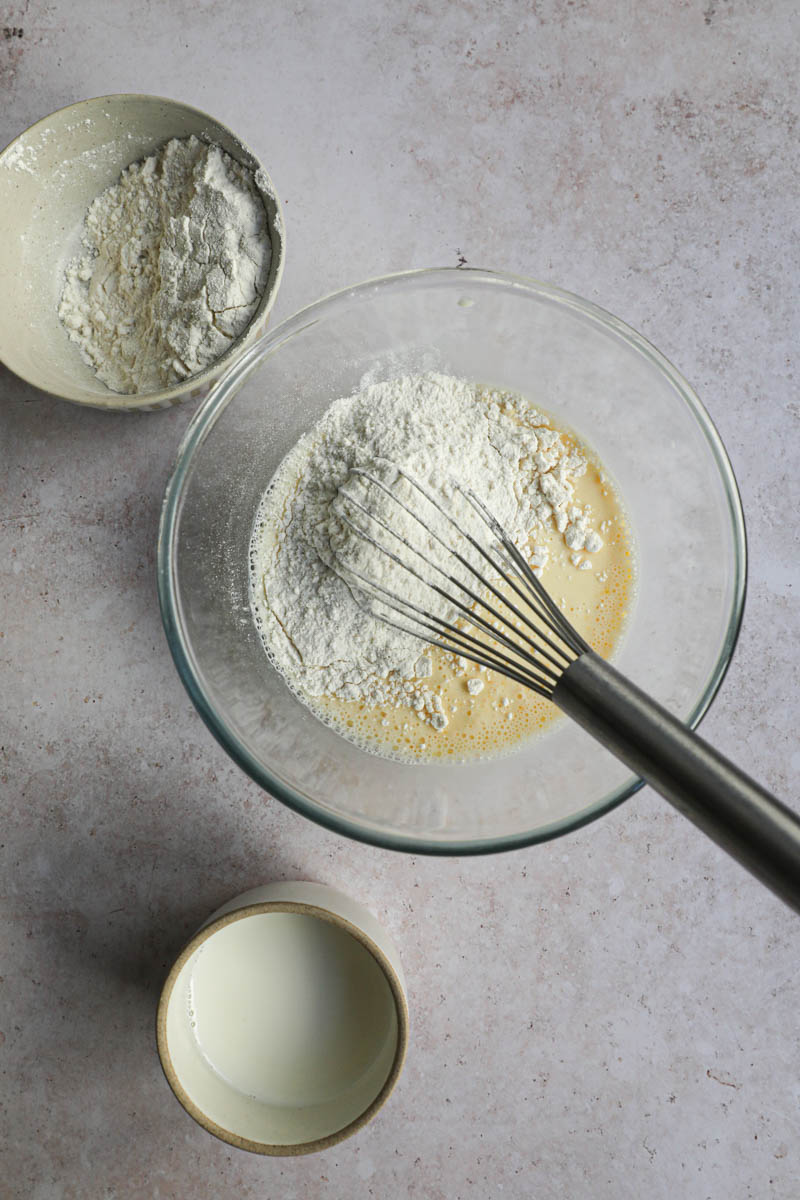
[249,372,602,733]
[58,135,271,394]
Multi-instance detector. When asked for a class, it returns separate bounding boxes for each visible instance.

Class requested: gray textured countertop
[2,3,799,1197]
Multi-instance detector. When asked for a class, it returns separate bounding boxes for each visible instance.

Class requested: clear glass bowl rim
[157,266,748,856]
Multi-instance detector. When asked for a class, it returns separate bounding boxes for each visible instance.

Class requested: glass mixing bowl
[158,269,746,853]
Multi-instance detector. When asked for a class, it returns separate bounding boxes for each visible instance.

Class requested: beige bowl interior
[0,94,285,410]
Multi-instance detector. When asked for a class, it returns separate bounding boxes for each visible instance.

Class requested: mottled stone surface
[1,2,799,1197]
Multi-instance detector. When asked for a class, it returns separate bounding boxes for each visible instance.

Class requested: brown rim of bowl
[155,900,409,1156]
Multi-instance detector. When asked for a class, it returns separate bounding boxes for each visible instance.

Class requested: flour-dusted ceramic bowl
[0,94,285,411]
[156,882,408,1155]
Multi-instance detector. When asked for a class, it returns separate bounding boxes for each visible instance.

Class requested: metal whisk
[333,463,800,914]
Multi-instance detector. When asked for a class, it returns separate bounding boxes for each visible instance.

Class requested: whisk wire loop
[342,470,582,669]
[459,485,590,656]
[332,465,594,696]
[338,538,561,696]
[353,466,580,668]
[334,508,560,694]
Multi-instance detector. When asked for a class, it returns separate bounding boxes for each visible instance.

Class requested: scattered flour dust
[249,372,607,754]
[58,135,272,394]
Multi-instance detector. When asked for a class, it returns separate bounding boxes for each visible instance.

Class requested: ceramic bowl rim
[155,899,409,1155]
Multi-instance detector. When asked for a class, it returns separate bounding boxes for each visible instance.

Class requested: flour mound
[249,373,589,715]
[58,135,271,394]
[326,458,493,631]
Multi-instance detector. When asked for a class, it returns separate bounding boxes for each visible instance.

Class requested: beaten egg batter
[313,456,635,761]
[249,375,636,764]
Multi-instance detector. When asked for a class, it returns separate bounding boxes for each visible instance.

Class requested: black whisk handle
[553,651,800,914]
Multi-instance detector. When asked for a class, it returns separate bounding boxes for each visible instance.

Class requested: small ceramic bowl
[0,94,285,411]
[156,882,408,1155]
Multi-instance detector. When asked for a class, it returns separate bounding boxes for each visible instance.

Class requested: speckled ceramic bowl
[0,94,285,411]
[156,882,408,1155]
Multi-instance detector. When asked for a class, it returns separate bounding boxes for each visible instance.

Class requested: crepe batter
[249,373,635,763]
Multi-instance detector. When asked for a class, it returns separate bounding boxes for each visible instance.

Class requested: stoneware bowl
[0,93,285,411]
[156,882,408,1155]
